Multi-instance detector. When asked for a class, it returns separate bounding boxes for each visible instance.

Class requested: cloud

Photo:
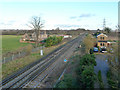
[0,20,16,26]
[69,16,77,19]
[70,13,95,20]
[0,20,30,29]
[55,24,81,28]
[79,14,95,18]
[8,20,16,23]
[0,22,12,25]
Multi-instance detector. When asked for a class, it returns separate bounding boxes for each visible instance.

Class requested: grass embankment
[97,70,104,88]
[2,35,32,54]
[2,40,67,79]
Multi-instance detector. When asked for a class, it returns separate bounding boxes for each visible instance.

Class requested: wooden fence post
[4,57,5,63]
[12,54,14,60]
[19,52,20,57]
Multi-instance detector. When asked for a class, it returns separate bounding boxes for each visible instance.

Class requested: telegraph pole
[103,18,106,31]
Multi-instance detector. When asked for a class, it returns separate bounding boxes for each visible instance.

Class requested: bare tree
[29,16,44,47]
[83,34,97,53]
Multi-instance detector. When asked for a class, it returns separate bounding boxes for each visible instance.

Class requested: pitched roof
[97,33,108,37]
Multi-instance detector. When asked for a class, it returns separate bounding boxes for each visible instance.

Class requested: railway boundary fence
[1,35,80,64]
[2,47,42,64]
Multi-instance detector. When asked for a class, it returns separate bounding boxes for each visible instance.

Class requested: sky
[0,0,118,30]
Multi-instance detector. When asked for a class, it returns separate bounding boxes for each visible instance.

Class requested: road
[94,54,109,88]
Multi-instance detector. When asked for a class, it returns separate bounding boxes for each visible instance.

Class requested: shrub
[44,36,63,47]
[76,54,96,88]
[107,71,118,88]
[56,54,97,88]
[56,74,78,88]
[98,70,102,82]
[80,65,95,88]
[80,54,96,66]
[90,48,94,54]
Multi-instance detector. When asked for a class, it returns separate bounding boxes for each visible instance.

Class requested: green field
[2,35,32,54]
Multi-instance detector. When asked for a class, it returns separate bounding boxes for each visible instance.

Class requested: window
[100,43,102,46]
[103,43,104,46]
[100,37,102,40]
[103,37,104,40]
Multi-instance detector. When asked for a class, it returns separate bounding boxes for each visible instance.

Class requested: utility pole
[103,18,106,32]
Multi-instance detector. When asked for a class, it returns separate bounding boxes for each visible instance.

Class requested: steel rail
[1,36,80,88]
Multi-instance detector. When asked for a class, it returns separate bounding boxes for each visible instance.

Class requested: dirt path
[94,54,109,88]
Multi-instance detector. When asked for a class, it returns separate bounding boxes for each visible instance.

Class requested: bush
[80,65,95,88]
[44,36,63,47]
[90,48,94,54]
[80,54,96,66]
[56,74,78,88]
[107,71,118,88]
[25,39,29,41]
[98,70,102,82]
[98,70,104,88]
[76,54,96,88]
[56,54,97,88]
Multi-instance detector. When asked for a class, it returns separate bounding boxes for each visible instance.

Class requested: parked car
[100,48,107,53]
[93,47,98,52]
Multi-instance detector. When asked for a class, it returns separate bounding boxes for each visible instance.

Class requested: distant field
[2,35,32,54]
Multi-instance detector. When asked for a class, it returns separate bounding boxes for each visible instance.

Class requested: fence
[1,37,77,64]
[2,47,42,64]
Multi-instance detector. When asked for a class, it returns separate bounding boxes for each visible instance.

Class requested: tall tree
[29,16,44,47]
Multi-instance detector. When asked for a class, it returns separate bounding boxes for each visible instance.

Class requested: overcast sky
[0,0,118,30]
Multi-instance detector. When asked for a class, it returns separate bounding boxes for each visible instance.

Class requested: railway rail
[1,34,84,88]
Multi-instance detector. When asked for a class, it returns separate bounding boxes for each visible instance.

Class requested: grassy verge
[55,54,80,88]
[107,70,118,89]
[2,41,67,79]
[97,70,104,88]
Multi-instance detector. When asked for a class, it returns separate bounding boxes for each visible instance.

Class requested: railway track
[31,34,86,88]
[1,34,84,88]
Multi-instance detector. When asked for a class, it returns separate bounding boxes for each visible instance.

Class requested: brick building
[20,30,48,43]
[97,33,108,48]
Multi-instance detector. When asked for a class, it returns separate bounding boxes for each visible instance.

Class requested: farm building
[96,33,114,48]
[57,35,72,38]
[48,34,72,39]
[20,30,48,43]
[97,33,108,48]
